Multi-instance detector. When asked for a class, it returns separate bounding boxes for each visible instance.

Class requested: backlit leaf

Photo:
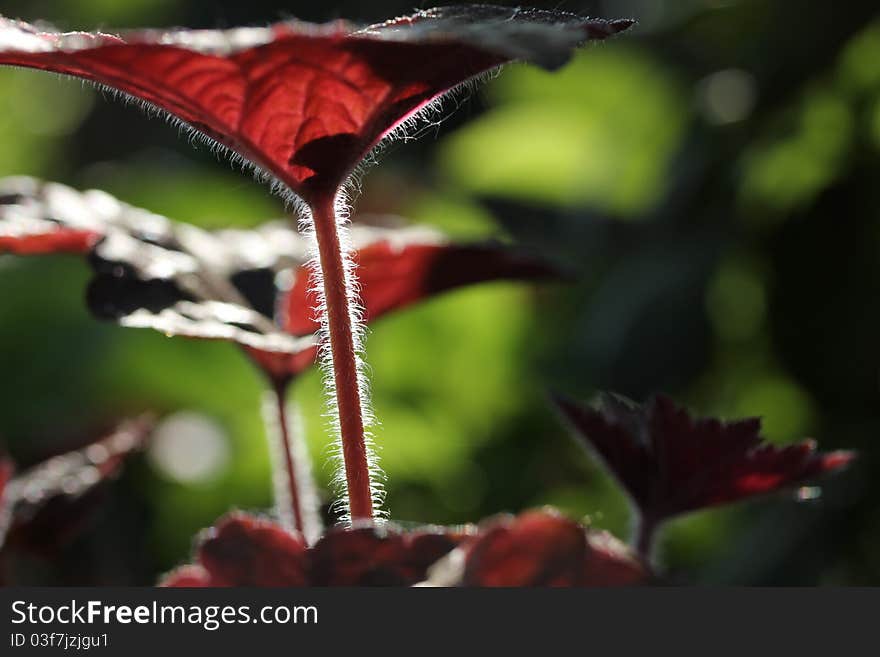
[554,393,856,524]
[0,8,632,203]
[1,417,153,554]
[1,177,558,383]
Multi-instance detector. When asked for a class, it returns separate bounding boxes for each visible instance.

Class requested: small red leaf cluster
[554,393,855,529]
[161,510,647,588]
[1,389,851,585]
[161,513,462,587]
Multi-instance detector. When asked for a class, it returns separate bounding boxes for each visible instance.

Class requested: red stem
[272,380,306,534]
[310,197,373,520]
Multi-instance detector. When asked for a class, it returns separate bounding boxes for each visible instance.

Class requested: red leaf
[582,529,649,586]
[554,393,856,524]
[241,345,320,385]
[452,510,647,587]
[462,510,588,586]
[1,178,559,383]
[0,230,99,254]
[402,530,468,580]
[308,523,461,586]
[0,179,106,254]
[283,238,559,336]
[195,513,308,587]
[1,417,153,554]
[0,177,319,356]
[162,513,462,587]
[0,9,632,202]
[159,564,212,587]
[159,511,641,587]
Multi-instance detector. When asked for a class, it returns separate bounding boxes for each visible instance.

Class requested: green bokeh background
[0,0,878,584]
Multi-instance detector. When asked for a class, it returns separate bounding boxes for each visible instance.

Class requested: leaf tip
[608,18,637,34]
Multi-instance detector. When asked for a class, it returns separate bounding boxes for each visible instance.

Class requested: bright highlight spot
[148,411,230,484]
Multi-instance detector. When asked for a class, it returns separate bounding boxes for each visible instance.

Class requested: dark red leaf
[3,417,153,554]
[308,522,461,586]
[0,177,320,356]
[241,345,320,385]
[308,525,408,586]
[1,178,559,383]
[194,513,308,587]
[582,529,649,586]
[159,564,212,587]
[162,513,462,587]
[429,510,647,587]
[402,530,467,579]
[159,511,640,587]
[283,238,559,336]
[0,9,632,202]
[554,393,856,524]
[462,510,588,586]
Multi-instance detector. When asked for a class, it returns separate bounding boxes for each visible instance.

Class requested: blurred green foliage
[0,0,878,585]
[0,72,93,175]
[440,47,687,215]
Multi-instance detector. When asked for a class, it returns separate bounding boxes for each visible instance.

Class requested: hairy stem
[309,197,373,521]
[263,382,322,543]
[270,381,306,533]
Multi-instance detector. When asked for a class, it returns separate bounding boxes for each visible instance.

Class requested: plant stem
[309,197,373,521]
[270,380,306,534]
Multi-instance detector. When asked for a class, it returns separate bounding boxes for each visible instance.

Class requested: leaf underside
[160,510,646,587]
[0,7,632,202]
[0,177,559,381]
